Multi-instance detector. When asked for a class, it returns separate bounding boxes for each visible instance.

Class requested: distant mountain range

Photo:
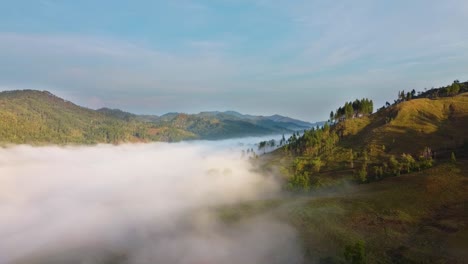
[97,108,322,140]
[0,90,322,144]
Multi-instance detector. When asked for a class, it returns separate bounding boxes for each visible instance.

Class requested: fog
[0,140,302,264]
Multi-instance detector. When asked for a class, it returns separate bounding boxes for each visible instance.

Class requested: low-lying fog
[0,136,302,264]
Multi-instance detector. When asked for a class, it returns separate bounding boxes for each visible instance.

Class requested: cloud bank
[0,142,302,264]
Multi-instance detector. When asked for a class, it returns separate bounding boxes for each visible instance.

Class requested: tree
[401,153,416,173]
[311,157,323,173]
[349,149,354,169]
[451,152,457,164]
[330,111,335,123]
[389,155,400,176]
[399,90,405,102]
[258,141,267,154]
[447,81,461,95]
[345,102,354,119]
[269,139,276,148]
[373,166,383,179]
[356,163,367,183]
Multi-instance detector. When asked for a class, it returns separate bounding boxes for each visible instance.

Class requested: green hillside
[0,90,196,144]
[154,113,284,139]
[266,91,468,190]
[0,90,314,144]
[248,82,468,263]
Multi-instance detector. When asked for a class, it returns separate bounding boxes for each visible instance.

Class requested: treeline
[378,80,467,111]
[330,98,374,122]
[416,80,467,99]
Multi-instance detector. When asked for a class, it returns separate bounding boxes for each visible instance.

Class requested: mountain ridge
[0,89,318,144]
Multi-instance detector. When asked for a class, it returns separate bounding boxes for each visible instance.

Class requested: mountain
[0,90,316,144]
[151,110,319,139]
[197,110,317,128]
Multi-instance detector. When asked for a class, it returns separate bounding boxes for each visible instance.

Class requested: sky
[0,0,467,121]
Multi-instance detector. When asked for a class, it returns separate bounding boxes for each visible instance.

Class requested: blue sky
[0,0,467,121]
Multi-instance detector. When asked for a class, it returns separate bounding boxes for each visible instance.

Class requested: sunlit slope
[252,92,468,262]
[338,93,468,155]
[0,90,195,144]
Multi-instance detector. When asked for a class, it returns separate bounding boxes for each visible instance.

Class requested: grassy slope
[230,93,468,263]
[340,93,468,156]
[291,161,467,263]
[274,93,468,186]
[226,161,467,263]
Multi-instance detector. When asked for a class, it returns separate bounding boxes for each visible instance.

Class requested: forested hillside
[0,90,314,144]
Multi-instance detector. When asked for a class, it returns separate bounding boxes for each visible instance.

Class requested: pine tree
[451,152,457,163]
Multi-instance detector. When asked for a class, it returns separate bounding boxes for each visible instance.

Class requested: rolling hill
[0,90,316,144]
[252,85,468,263]
[0,90,196,144]
[151,110,320,139]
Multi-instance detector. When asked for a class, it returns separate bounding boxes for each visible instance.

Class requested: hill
[251,86,468,262]
[267,91,468,190]
[153,111,318,139]
[0,90,194,144]
[0,90,315,144]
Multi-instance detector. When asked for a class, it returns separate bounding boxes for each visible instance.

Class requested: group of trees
[388,80,466,109]
[257,139,277,154]
[354,147,434,183]
[286,123,339,157]
[331,98,374,122]
[396,89,417,103]
[446,80,461,95]
[286,123,340,190]
[375,80,467,113]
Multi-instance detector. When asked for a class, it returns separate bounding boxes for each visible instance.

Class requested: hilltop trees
[446,80,461,95]
[401,80,466,100]
[334,98,373,122]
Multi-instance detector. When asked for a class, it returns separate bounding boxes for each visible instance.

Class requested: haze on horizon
[1,0,468,121]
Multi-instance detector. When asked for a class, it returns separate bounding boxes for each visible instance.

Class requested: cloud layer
[0,142,301,264]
